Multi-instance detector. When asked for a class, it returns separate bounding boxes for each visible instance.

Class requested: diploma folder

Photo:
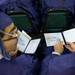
[17,30,41,54]
[44,28,75,46]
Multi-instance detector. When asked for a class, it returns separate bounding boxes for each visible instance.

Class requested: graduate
[39,0,75,57]
[40,40,75,75]
[0,11,39,75]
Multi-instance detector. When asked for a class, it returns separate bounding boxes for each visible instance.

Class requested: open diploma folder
[17,30,41,54]
[44,28,75,46]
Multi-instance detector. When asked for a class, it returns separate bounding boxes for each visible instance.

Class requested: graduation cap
[0,12,13,30]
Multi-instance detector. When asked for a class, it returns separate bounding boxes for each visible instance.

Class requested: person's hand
[65,42,75,52]
[54,41,64,54]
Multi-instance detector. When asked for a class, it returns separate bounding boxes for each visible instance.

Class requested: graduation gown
[0,0,41,33]
[40,54,58,75]
[0,57,25,75]
[40,53,75,75]
[0,54,39,75]
[16,0,41,33]
[40,0,75,29]
[49,53,75,75]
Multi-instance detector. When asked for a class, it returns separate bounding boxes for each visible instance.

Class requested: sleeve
[40,54,59,75]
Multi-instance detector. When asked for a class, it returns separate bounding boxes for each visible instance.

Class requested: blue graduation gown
[40,0,75,14]
[0,54,39,75]
[0,58,25,75]
[41,45,54,57]
[40,54,58,75]
[40,0,75,28]
[0,0,41,33]
[40,53,75,75]
[49,53,75,75]
[16,0,41,33]
[14,54,39,75]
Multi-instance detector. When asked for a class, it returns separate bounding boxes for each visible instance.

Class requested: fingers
[65,42,75,52]
[54,41,64,54]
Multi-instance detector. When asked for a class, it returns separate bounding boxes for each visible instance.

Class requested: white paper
[22,30,31,40]
[25,39,41,54]
[63,28,75,43]
[17,30,31,52]
[44,33,64,46]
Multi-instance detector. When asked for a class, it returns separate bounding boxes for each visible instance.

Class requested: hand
[54,41,64,54]
[65,42,75,52]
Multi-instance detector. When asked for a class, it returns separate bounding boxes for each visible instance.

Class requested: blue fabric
[0,0,22,12]
[0,11,13,30]
[40,53,75,75]
[0,0,9,11]
[0,0,41,33]
[0,54,39,75]
[6,0,22,12]
[0,0,8,6]
[42,46,54,57]
[14,54,39,75]
[41,0,75,14]
[48,53,75,75]
[40,0,75,28]
[39,39,54,58]
[8,0,19,11]
[0,58,26,75]
[40,54,58,75]
[16,0,41,33]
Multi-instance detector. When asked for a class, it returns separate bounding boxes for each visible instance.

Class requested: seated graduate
[40,40,75,75]
[0,11,39,75]
[39,0,74,58]
[40,41,64,75]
